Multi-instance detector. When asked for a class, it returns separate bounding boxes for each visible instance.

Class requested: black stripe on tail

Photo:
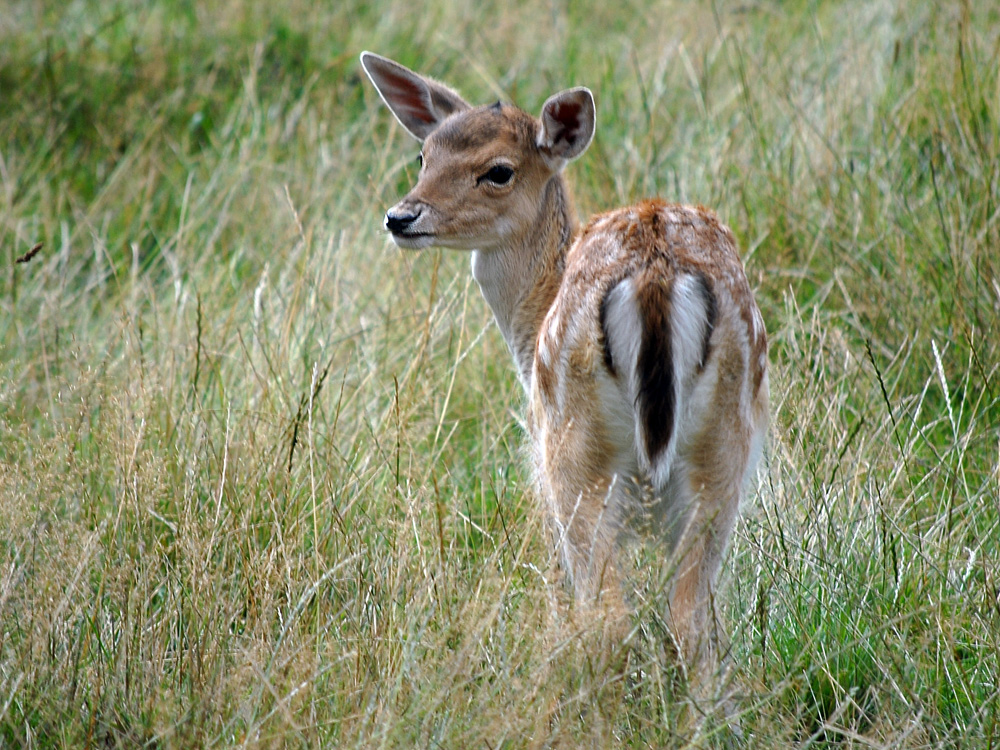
[695,272,717,370]
[636,279,675,465]
[598,289,617,377]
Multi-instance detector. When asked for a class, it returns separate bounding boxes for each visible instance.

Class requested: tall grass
[1,0,998,746]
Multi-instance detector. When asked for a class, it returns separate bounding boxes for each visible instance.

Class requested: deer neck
[471,175,575,388]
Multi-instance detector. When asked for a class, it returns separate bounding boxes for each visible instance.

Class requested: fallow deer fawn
[361,52,768,672]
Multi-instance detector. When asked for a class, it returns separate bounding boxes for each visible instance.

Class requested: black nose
[385,209,420,234]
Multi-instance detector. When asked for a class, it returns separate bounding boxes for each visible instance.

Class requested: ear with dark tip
[537,87,595,167]
[360,51,471,141]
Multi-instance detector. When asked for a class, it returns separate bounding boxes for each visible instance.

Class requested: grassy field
[1,0,998,746]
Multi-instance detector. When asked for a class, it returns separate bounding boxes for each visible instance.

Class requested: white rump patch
[670,274,714,387]
[601,279,642,395]
[601,274,718,489]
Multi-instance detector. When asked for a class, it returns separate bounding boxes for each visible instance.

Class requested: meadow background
[1,0,998,747]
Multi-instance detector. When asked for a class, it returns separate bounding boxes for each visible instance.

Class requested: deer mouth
[389,231,435,249]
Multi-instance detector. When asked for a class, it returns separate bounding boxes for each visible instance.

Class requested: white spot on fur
[751,306,764,340]
[538,334,551,367]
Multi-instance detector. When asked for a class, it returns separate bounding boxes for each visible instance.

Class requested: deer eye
[479,165,514,186]
[417,152,424,167]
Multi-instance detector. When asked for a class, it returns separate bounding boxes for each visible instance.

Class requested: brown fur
[361,52,769,677]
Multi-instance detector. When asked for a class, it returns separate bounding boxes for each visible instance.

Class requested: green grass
[2,0,998,746]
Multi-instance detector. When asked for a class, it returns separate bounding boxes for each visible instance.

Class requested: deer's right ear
[537,87,595,169]
[360,52,470,141]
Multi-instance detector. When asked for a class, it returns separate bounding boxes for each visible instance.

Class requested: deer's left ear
[361,51,470,141]
[537,87,595,169]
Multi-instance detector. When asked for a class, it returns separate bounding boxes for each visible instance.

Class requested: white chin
[391,234,435,250]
